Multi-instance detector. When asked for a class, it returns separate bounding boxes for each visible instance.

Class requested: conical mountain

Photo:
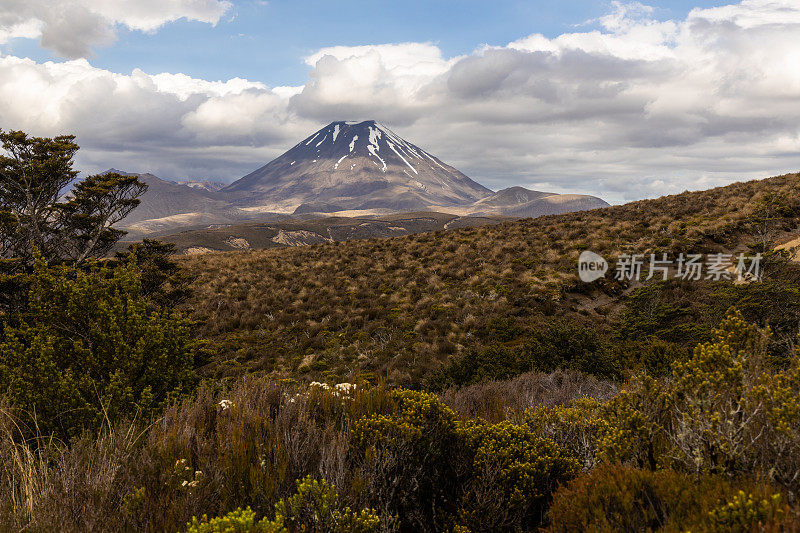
[222,120,493,213]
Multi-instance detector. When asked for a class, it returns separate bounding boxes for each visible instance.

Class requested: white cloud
[0,55,310,179]
[149,72,268,100]
[293,43,457,124]
[687,0,800,28]
[0,18,42,43]
[0,0,231,58]
[1,0,800,202]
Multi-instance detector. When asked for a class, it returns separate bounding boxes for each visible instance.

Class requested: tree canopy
[0,130,146,266]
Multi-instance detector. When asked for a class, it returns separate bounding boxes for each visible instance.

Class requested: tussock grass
[180,173,800,384]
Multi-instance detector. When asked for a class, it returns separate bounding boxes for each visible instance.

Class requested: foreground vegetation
[3,131,800,530]
[3,310,800,531]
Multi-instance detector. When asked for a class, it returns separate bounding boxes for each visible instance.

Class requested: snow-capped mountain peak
[222,120,493,213]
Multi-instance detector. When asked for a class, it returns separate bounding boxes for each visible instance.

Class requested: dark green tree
[0,130,146,266]
[115,239,192,308]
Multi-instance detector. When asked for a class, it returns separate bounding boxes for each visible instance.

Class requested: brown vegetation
[180,173,800,385]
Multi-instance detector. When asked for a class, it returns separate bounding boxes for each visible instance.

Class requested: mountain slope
[467,186,609,217]
[222,120,493,212]
[182,172,800,384]
[105,170,253,236]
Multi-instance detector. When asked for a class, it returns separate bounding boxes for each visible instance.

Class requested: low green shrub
[185,476,381,533]
[0,258,198,438]
[458,420,579,530]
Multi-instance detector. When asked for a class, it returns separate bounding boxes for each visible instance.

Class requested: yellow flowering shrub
[185,476,380,533]
[527,398,609,471]
[352,389,579,530]
[458,420,579,530]
[547,464,784,533]
[707,490,785,532]
[595,309,800,490]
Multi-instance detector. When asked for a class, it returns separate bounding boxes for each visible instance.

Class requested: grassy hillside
[182,172,800,385]
[5,170,800,532]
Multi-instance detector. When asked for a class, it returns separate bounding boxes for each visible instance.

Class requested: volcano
[222,120,493,213]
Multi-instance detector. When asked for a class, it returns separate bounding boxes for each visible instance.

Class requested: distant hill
[468,186,608,217]
[103,169,256,236]
[471,186,552,207]
[109,122,610,236]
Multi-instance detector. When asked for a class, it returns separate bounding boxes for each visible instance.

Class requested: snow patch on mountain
[388,141,418,175]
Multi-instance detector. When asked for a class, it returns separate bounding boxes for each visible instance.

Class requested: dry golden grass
[179,173,800,385]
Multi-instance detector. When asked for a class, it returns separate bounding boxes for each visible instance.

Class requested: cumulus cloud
[0,0,231,58]
[0,55,310,179]
[1,0,799,202]
[293,43,456,124]
[286,0,800,200]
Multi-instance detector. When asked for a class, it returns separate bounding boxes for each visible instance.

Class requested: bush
[351,390,461,531]
[273,476,381,533]
[525,321,617,378]
[427,321,617,390]
[707,490,786,532]
[351,389,579,531]
[185,477,381,533]
[0,258,197,438]
[547,464,780,532]
[599,309,800,489]
[527,399,609,471]
[457,420,578,530]
[185,507,275,533]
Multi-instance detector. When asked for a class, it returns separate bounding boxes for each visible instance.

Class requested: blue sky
[3,0,729,86]
[1,0,799,202]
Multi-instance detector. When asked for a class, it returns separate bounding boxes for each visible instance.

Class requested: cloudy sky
[0,0,799,203]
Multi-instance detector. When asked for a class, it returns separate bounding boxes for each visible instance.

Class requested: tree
[0,130,146,266]
[114,239,192,308]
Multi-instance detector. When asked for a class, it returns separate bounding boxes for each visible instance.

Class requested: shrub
[274,476,381,533]
[351,389,580,531]
[599,309,800,489]
[527,399,609,471]
[350,390,461,531]
[546,464,780,532]
[0,258,197,438]
[707,490,786,532]
[185,507,275,533]
[525,321,617,378]
[427,321,617,390]
[457,420,579,530]
[185,477,381,533]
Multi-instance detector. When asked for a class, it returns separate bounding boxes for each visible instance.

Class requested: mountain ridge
[108,121,609,235]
